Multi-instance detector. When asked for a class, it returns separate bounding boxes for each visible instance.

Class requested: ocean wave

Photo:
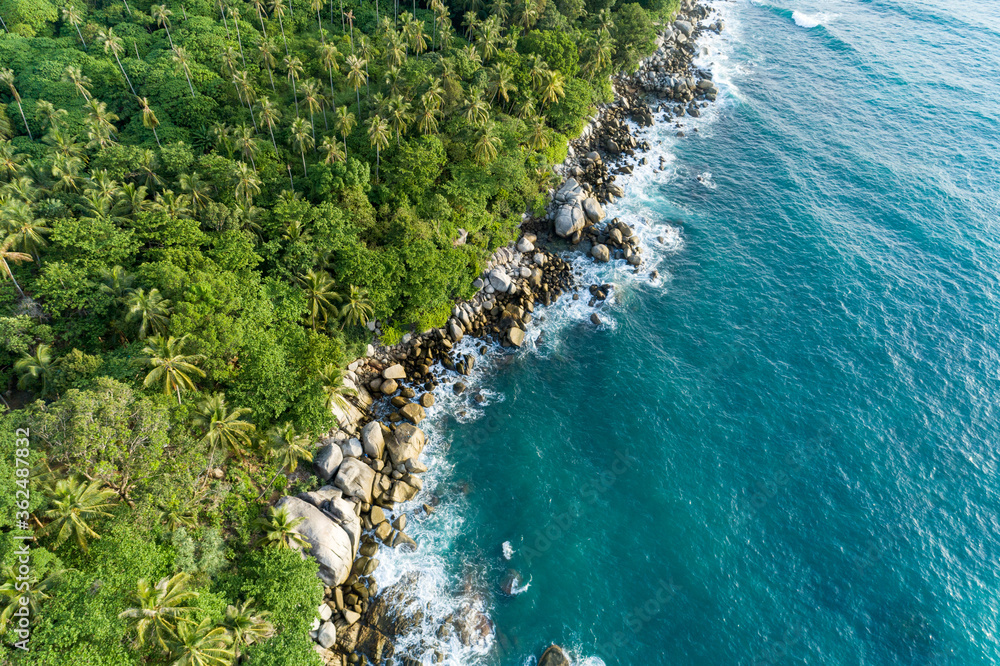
[792,10,834,29]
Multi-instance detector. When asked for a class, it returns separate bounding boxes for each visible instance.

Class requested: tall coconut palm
[337,285,374,328]
[288,117,314,176]
[233,123,259,170]
[119,573,199,650]
[3,200,50,261]
[320,134,345,165]
[14,344,58,395]
[251,0,268,38]
[301,79,324,137]
[141,335,206,405]
[96,28,137,95]
[367,114,389,182]
[126,287,172,339]
[310,0,325,40]
[84,98,119,149]
[63,65,92,101]
[317,43,340,112]
[151,4,175,48]
[256,505,310,548]
[165,617,234,666]
[472,120,501,164]
[540,68,566,107]
[261,423,313,495]
[297,269,339,330]
[0,234,31,298]
[223,600,274,661]
[172,46,197,97]
[193,393,255,460]
[269,0,290,54]
[178,172,212,216]
[0,566,62,632]
[387,94,411,145]
[41,476,118,551]
[345,54,366,118]
[336,106,355,156]
[137,97,162,148]
[62,5,87,48]
[256,97,281,152]
[488,62,515,105]
[217,0,231,35]
[283,55,304,117]
[230,5,248,67]
[232,161,261,209]
[257,37,278,91]
[464,89,490,128]
[0,69,31,140]
[415,95,440,135]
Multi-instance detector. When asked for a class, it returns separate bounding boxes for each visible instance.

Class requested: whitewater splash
[371,2,738,663]
[792,10,834,29]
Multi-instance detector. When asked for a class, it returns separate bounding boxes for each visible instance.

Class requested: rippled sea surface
[374,1,1000,663]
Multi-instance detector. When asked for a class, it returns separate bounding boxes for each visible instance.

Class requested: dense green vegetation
[0,0,675,661]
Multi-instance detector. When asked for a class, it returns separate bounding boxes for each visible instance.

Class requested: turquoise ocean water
[374,1,1000,664]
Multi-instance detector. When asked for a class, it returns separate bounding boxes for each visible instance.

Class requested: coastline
[287,2,726,663]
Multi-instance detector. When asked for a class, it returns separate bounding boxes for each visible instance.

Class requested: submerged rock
[538,644,571,666]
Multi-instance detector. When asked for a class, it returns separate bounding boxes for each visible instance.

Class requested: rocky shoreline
[274,1,724,663]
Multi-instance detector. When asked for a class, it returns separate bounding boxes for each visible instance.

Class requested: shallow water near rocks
[375,0,1000,663]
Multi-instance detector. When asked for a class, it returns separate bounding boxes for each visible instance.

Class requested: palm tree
[192,393,255,463]
[14,344,58,394]
[233,123,259,170]
[387,94,412,146]
[317,363,355,411]
[96,28,137,95]
[344,9,356,51]
[283,55,304,117]
[336,106,355,156]
[367,114,389,182]
[126,287,172,339]
[172,46,197,97]
[3,200,50,260]
[137,97,162,148]
[288,118,314,176]
[472,121,501,164]
[269,0,290,54]
[529,118,549,151]
[232,161,261,210]
[540,68,566,107]
[463,89,490,128]
[165,618,234,666]
[257,37,278,91]
[62,5,86,48]
[416,95,440,135]
[301,79,324,137]
[230,5,248,67]
[224,600,274,661]
[488,62,515,105]
[337,285,374,328]
[317,43,340,112]
[261,422,313,496]
[84,98,119,149]
[310,0,325,40]
[320,134,345,164]
[345,54,366,118]
[251,0,269,38]
[297,269,339,330]
[119,573,199,650]
[0,234,31,298]
[41,476,118,551]
[178,172,212,217]
[256,97,281,153]
[0,566,63,632]
[0,69,32,140]
[256,505,310,549]
[141,335,206,405]
[151,4,175,48]
[63,65,92,101]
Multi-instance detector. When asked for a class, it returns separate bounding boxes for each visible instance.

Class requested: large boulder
[591,244,610,262]
[488,268,512,293]
[674,19,693,36]
[361,421,385,459]
[317,621,337,649]
[507,327,526,347]
[398,403,426,425]
[313,444,344,481]
[382,364,406,380]
[582,197,605,224]
[334,458,376,503]
[274,496,356,586]
[538,644,571,666]
[554,204,585,238]
[386,424,426,466]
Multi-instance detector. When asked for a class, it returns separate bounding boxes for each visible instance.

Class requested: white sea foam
[371,2,740,663]
[792,10,835,29]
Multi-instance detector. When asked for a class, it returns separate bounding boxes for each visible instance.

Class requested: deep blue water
[375,1,1000,664]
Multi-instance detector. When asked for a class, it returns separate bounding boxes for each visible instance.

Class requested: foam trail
[792,10,835,29]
